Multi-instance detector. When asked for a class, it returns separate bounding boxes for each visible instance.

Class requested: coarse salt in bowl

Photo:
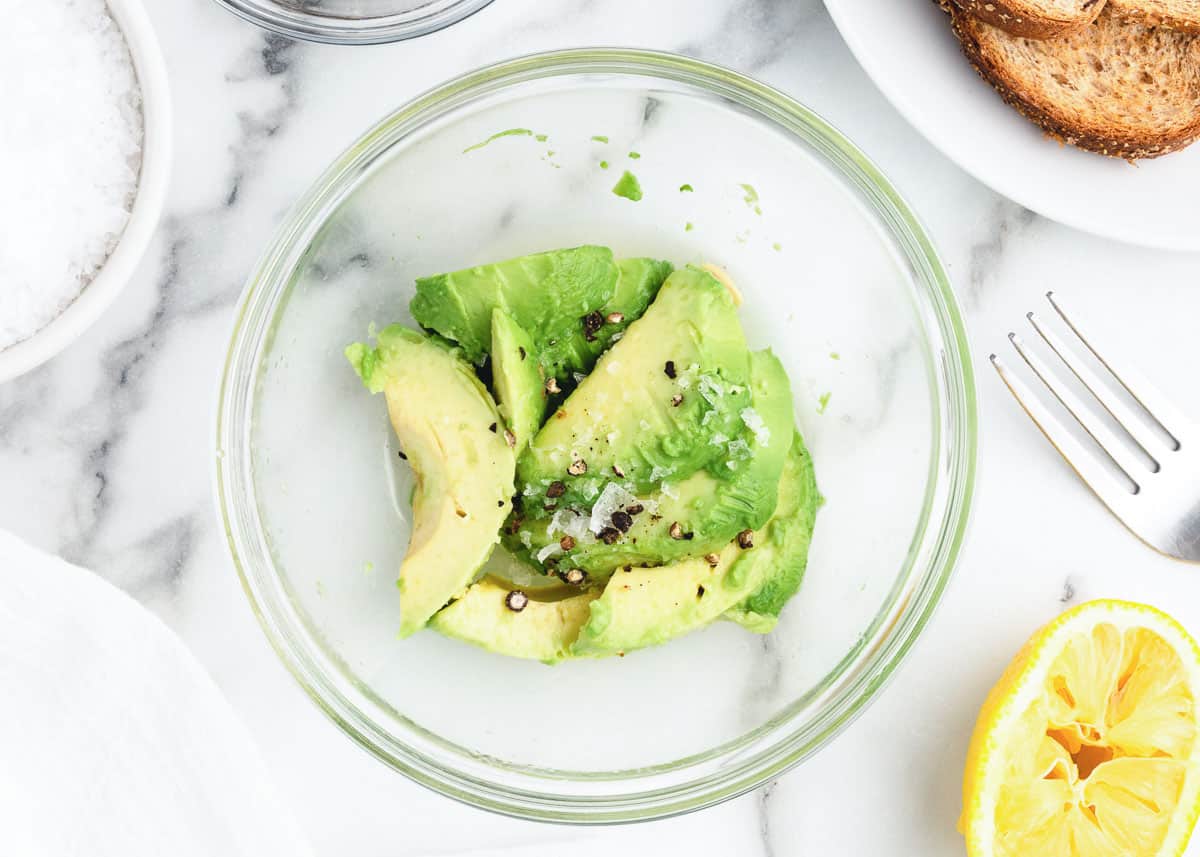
[0,0,171,383]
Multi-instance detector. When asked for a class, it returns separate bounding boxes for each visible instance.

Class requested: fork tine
[1027,310,1162,469]
[1047,292,1188,449]
[992,352,1136,521]
[1007,332,1148,485]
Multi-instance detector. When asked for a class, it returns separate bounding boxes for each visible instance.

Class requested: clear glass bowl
[210,0,494,44]
[216,49,977,823]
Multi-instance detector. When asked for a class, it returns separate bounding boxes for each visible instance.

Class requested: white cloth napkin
[0,529,314,857]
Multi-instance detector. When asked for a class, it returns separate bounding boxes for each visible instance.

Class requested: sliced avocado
[346,325,516,637]
[604,256,673,336]
[724,432,820,633]
[479,544,573,595]
[490,310,544,449]
[572,434,816,657]
[516,266,753,512]
[555,256,673,368]
[430,577,599,664]
[508,348,794,575]
[410,246,619,376]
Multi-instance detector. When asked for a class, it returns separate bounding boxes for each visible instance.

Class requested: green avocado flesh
[411,245,617,374]
[346,326,516,637]
[574,256,674,364]
[514,266,755,512]
[572,435,817,656]
[506,348,794,576]
[410,247,671,382]
[490,310,544,449]
[724,431,821,634]
[430,577,598,664]
[347,246,819,658]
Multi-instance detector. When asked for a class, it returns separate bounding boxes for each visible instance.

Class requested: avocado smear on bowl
[347,246,821,662]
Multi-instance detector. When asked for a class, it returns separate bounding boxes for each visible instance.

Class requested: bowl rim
[0,0,172,383]
[215,47,978,823]
[209,0,496,45]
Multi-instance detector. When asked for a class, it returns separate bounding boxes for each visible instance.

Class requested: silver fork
[992,292,1200,562]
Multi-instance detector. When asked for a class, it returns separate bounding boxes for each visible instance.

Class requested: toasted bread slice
[1109,0,1200,33]
[952,7,1200,158]
[948,0,1106,38]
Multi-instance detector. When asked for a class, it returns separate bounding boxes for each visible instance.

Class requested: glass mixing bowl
[211,0,494,44]
[216,49,977,823]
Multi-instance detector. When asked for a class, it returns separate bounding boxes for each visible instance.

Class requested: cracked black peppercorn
[582,310,604,341]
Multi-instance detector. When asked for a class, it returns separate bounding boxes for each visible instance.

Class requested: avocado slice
[490,310,544,449]
[430,577,599,664]
[508,348,794,576]
[559,256,674,368]
[516,266,754,513]
[410,246,619,376]
[346,325,516,637]
[571,433,817,657]
[724,431,820,633]
[479,544,573,595]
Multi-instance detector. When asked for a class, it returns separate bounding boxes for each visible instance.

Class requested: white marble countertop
[5,0,1200,853]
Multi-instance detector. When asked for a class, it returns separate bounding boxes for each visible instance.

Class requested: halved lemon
[962,600,1200,857]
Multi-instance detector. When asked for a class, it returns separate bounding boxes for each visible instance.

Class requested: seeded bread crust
[1109,0,1200,33]
[951,7,1200,158]
[949,0,1106,38]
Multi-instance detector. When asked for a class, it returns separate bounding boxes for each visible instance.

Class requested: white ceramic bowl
[0,0,171,383]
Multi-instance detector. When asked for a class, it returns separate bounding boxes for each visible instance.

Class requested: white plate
[824,0,1200,252]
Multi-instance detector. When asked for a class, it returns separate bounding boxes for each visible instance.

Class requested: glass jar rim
[210,0,496,45]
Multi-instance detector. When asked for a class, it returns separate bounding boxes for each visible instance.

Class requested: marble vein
[222,35,303,228]
[742,631,786,726]
[758,779,779,857]
[15,30,307,579]
[0,369,52,449]
[677,0,822,72]
[964,199,1037,311]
